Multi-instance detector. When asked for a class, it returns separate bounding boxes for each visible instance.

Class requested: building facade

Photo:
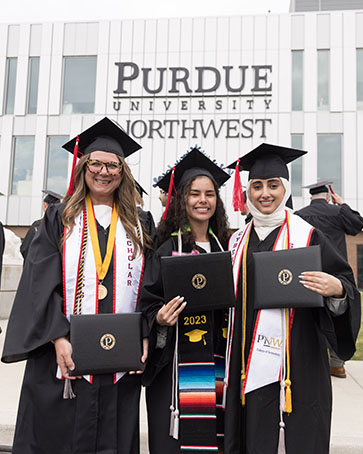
[0,11,363,284]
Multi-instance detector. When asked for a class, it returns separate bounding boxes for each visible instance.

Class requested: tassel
[284,379,292,414]
[67,135,80,196]
[173,409,179,439]
[232,159,246,212]
[162,166,176,221]
[277,421,286,454]
[222,378,227,409]
[169,404,175,436]
[63,378,76,399]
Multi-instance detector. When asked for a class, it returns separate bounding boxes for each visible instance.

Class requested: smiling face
[185,176,217,226]
[85,151,122,205]
[248,177,285,214]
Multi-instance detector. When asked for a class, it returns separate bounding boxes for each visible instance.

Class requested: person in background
[159,188,168,207]
[224,143,361,454]
[2,117,151,454]
[134,181,156,243]
[140,148,230,454]
[20,189,62,260]
[295,181,363,378]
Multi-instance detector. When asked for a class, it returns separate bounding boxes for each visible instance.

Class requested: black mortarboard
[42,189,62,205]
[62,117,141,158]
[156,148,230,193]
[228,143,307,181]
[155,148,230,220]
[303,181,333,195]
[135,181,148,197]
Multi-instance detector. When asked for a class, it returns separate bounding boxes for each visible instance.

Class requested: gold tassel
[241,373,246,406]
[284,379,292,413]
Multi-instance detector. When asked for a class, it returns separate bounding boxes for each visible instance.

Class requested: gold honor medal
[98,283,108,300]
[86,196,118,302]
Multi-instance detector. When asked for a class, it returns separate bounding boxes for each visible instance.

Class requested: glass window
[317,50,329,110]
[291,135,303,196]
[11,136,35,195]
[27,57,40,114]
[45,136,69,195]
[62,56,97,114]
[292,51,303,111]
[358,244,363,290]
[5,58,17,115]
[317,134,342,195]
[357,49,363,109]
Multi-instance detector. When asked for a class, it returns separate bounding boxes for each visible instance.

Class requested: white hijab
[246,177,292,241]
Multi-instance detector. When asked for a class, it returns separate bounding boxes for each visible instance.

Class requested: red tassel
[67,135,80,196]
[162,167,176,221]
[232,159,246,212]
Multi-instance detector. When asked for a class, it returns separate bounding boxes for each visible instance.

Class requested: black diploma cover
[69,313,144,376]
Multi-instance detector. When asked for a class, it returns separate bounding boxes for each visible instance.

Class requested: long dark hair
[156,175,229,248]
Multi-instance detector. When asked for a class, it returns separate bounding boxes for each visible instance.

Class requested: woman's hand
[156,296,187,326]
[299,271,344,298]
[129,337,149,375]
[53,337,80,380]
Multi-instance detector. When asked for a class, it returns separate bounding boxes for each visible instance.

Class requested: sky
[1,0,291,23]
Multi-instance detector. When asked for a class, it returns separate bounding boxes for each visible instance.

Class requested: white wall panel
[302,113,317,204]
[317,14,330,49]
[342,112,356,203]
[7,25,20,57]
[278,48,292,112]
[30,24,42,56]
[304,15,317,113]
[40,23,53,56]
[13,55,27,116]
[229,16,242,51]
[179,18,193,53]
[241,16,254,50]
[31,116,47,201]
[144,20,157,54]
[291,15,305,49]
[357,112,363,211]
[343,13,356,112]
[205,17,218,52]
[266,15,279,51]
[37,54,51,115]
[330,47,343,112]
[168,19,181,53]
[156,19,169,54]
[356,12,363,47]
[111,21,122,55]
[0,116,14,200]
[254,16,267,51]
[216,17,229,52]
[132,20,145,54]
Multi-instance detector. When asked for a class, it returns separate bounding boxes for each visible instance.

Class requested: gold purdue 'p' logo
[278,269,293,286]
[192,273,207,289]
[100,333,116,350]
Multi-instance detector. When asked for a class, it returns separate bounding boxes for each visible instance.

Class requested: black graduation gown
[139,235,227,454]
[137,207,156,244]
[20,218,43,260]
[2,203,144,454]
[224,226,361,454]
[295,199,363,259]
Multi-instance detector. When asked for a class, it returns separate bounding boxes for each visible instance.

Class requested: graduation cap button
[185,329,208,345]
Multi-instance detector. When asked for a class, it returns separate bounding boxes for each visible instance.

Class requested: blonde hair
[62,155,151,257]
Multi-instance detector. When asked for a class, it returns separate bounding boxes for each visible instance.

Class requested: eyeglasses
[86,159,122,175]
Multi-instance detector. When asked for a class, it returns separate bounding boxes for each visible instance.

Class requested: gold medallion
[100,333,116,350]
[192,273,207,289]
[278,269,293,286]
[98,283,108,300]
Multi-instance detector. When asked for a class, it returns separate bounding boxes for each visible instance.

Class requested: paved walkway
[1,319,363,453]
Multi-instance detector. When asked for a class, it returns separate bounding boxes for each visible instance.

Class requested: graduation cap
[62,117,141,195]
[42,189,62,205]
[155,148,230,220]
[184,329,208,345]
[227,143,307,212]
[135,181,148,198]
[303,180,333,195]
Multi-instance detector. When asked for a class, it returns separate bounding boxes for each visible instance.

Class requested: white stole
[62,204,144,383]
[228,212,314,394]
